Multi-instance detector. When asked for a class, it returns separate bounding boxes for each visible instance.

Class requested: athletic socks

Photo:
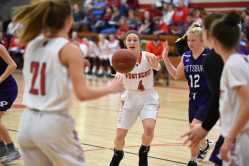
[109,149,124,166]
[139,145,150,166]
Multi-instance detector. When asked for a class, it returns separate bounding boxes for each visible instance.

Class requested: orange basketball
[111,49,136,73]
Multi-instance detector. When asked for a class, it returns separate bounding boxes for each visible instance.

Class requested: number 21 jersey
[22,35,71,112]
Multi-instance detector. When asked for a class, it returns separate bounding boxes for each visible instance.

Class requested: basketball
[111,49,136,73]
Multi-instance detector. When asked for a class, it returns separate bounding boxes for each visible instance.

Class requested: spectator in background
[127,10,140,30]
[171,0,189,35]
[115,16,129,39]
[91,0,106,19]
[72,3,87,31]
[162,2,175,26]
[188,8,203,26]
[138,11,155,35]
[154,17,169,35]
[242,12,249,41]
[173,0,189,7]
[146,34,169,85]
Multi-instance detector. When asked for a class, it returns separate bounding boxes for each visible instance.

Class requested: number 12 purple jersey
[183,48,211,122]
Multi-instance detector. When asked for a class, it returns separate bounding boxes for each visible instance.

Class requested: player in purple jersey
[0,44,20,163]
[162,25,211,166]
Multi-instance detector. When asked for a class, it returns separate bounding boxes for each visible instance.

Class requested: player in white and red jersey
[109,31,161,166]
[14,1,123,166]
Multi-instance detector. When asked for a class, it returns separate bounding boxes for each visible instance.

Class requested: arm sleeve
[201,51,224,131]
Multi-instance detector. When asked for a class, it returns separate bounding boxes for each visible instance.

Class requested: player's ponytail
[14,0,72,45]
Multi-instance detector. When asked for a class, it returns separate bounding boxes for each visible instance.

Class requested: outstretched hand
[181,125,208,148]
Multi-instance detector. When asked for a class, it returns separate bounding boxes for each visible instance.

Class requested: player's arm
[162,41,184,79]
[0,44,17,84]
[221,85,249,161]
[60,43,123,101]
[146,52,161,71]
[227,85,249,141]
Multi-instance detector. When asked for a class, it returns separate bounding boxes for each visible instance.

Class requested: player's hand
[220,136,234,162]
[147,54,160,70]
[162,41,169,60]
[181,125,208,148]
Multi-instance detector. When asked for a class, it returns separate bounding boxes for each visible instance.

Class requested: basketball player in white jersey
[109,31,161,166]
[14,1,123,166]
[211,13,249,166]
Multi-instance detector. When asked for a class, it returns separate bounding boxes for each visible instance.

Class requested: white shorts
[18,109,85,166]
[117,89,160,129]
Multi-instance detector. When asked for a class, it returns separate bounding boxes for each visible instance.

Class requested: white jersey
[219,53,249,136]
[123,51,154,91]
[22,35,72,112]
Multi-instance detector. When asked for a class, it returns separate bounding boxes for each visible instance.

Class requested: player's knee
[144,126,155,137]
[115,133,126,142]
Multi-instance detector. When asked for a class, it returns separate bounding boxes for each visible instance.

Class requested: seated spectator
[171,0,189,35]
[242,12,249,41]
[187,8,204,26]
[162,3,175,26]
[115,16,129,39]
[145,35,169,85]
[172,0,189,7]
[72,3,86,30]
[153,17,169,35]
[127,10,140,30]
[91,0,106,19]
[138,11,155,35]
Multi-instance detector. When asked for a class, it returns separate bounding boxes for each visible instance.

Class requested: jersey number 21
[29,61,46,96]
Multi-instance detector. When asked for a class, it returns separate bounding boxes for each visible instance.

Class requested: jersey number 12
[189,74,200,88]
[29,61,46,96]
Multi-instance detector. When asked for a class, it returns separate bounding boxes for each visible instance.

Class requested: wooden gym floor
[2,72,219,166]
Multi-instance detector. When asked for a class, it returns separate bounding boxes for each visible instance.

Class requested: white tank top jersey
[219,53,249,136]
[22,35,72,112]
[123,51,154,91]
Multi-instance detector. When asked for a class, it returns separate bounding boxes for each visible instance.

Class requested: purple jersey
[183,48,211,122]
[0,56,17,90]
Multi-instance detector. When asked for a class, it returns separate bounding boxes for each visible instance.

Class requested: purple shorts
[0,88,18,111]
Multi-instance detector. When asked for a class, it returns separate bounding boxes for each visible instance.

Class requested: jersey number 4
[189,74,200,88]
[29,61,46,96]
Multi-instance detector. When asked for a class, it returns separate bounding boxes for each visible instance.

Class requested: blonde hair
[186,24,202,37]
[14,0,71,45]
